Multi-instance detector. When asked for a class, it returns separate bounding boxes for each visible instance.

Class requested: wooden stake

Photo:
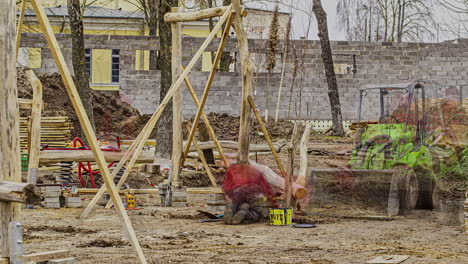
[181,12,233,167]
[247,95,287,176]
[184,122,218,187]
[29,1,147,263]
[285,122,303,208]
[233,0,254,164]
[16,0,27,58]
[83,5,232,214]
[0,0,21,257]
[171,6,183,184]
[183,76,229,166]
[25,70,42,184]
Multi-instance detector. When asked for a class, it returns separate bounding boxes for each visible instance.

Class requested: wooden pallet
[19,116,72,149]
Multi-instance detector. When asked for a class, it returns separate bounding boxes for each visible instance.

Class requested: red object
[222,164,274,205]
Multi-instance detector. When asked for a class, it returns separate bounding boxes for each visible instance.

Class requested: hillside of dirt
[17,69,145,139]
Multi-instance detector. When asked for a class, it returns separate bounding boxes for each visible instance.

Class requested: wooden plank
[15,0,27,58]
[26,69,43,183]
[0,0,22,257]
[247,96,286,176]
[84,6,232,216]
[183,76,229,166]
[171,6,183,184]
[39,150,155,164]
[186,187,223,194]
[164,6,229,23]
[0,181,40,204]
[17,98,32,109]
[29,1,147,263]
[181,11,233,167]
[185,122,217,187]
[285,123,303,207]
[77,189,158,195]
[233,0,254,164]
[23,250,69,262]
[0,257,8,264]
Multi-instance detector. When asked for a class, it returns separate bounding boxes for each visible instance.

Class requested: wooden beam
[164,6,229,23]
[233,0,254,164]
[39,150,155,164]
[186,187,223,194]
[0,181,40,204]
[16,0,27,58]
[185,122,218,187]
[29,1,147,263]
[23,250,69,262]
[181,11,234,167]
[17,98,33,109]
[183,76,229,166]
[247,95,287,176]
[0,0,22,258]
[77,188,158,195]
[285,123,303,207]
[171,6,183,184]
[26,69,42,184]
[83,6,233,215]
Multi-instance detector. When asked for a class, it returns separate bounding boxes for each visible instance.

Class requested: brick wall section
[20,33,468,120]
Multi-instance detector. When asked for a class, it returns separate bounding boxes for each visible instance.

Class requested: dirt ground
[22,207,467,264]
[22,137,468,264]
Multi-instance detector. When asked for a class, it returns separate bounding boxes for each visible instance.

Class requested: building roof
[23,5,145,19]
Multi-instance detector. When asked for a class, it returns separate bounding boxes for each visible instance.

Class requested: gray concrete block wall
[20,33,468,120]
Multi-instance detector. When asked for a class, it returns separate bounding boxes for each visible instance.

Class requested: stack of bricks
[171,187,187,207]
[207,193,225,213]
[44,186,61,209]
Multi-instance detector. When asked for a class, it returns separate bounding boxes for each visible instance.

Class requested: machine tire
[388,165,418,216]
[415,168,434,209]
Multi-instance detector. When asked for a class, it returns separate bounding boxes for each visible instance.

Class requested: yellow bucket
[269,208,292,225]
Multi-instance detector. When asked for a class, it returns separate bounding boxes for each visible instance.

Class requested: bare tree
[67,0,95,137]
[155,0,178,159]
[264,4,280,121]
[313,0,345,136]
[337,0,438,42]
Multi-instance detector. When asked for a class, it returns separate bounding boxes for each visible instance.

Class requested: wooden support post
[181,12,234,167]
[197,121,215,165]
[16,0,27,58]
[183,76,228,166]
[171,6,183,185]
[0,0,22,258]
[184,122,218,187]
[25,70,42,184]
[233,0,254,164]
[296,123,312,186]
[247,95,287,176]
[82,6,232,215]
[285,123,303,207]
[29,1,147,263]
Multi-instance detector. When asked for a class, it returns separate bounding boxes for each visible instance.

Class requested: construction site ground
[23,138,468,264]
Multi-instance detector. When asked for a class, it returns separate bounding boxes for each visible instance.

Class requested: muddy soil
[21,207,468,264]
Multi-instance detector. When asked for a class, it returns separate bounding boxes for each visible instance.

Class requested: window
[85,48,91,78]
[111,49,120,83]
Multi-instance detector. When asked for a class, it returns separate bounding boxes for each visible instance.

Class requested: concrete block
[44,191,60,198]
[65,197,81,203]
[48,257,76,264]
[65,203,82,208]
[44,202,60,209]
[171,202,187,207]
[44,197,60,203]
[208,193,225,200]
[45,186,60,192]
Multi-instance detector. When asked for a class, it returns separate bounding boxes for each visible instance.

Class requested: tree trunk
[148,0,158,70]
[156,0,178,159]
[219,0,232,72]
[68,0,95,138]
[312,0,345,136]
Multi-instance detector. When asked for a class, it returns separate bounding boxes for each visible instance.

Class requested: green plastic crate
[21,153,28,172]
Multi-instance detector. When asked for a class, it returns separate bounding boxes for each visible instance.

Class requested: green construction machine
[348,81,467,215]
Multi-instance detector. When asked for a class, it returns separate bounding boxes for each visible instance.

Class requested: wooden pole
[296,123,312,186]
[16,0,27,58]
[232,0,254,164]
[25,70,42,184]
[183,73,229,166]
[29,1,148,263]
[164,6,230,23]
[285,122,303,208]
[0,0,21,258]
[171,6,183,185]
[247,95,287,176]
[0,181,40,204]
[184,123,218,187]
[82,6,232,215]
[181,12,233,167]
